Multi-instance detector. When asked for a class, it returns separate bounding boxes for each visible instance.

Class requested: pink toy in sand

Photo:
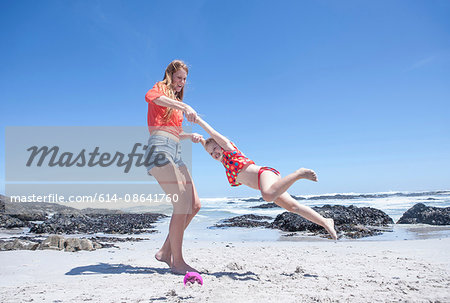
[183,272,203,286]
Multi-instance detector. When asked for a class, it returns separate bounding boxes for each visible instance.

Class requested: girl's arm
[153,95,197,122]
[196,117,234,151]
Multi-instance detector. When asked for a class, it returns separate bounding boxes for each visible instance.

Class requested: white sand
[0,238,449,302]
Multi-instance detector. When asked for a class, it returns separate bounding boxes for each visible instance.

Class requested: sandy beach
[1,237,449,303]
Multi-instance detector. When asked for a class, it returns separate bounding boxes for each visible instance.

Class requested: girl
[196,117,337,240]
[145,60,203,274]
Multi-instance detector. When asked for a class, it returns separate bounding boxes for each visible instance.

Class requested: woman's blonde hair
[160,60,189,122]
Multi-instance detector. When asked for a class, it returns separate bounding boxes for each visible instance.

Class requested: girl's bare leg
[150,163,199,274]
[274,192,337,240]
[155,165,201,267]
[259,168,317,202]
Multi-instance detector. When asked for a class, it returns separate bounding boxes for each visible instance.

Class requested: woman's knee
[193,200,201,214]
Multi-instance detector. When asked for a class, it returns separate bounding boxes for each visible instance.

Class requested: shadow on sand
[66,263,260,282]
[65,263,170,276]
[204,270,259,281]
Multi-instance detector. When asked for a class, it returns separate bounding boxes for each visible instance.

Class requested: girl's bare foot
[324,218,338,240]
[155,249,172,267]
[296,168,318,182]
[171,262,198,275]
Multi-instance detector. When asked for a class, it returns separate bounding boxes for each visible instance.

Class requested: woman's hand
[190,133,203,144]
[183,104,198,123]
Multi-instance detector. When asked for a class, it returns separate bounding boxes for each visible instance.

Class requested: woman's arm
[196,117,234,151]
[180,132,203,143]
[153,95,197,122]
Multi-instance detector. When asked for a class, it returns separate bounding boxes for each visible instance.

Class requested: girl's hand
[184,104,198,123]
[190,133,203,144]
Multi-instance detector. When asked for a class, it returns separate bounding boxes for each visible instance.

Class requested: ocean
[151,190,450,242]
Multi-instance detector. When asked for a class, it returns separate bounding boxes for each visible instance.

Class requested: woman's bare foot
[155,249,172,268]
[171,262,198,275]
[296,168,318,182]
[324,218,338,240]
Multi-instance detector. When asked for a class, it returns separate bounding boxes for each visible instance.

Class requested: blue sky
[1,0,449,198]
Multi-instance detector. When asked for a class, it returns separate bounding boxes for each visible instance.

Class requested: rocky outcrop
[271,205,393,239]
[37,235,66,250]
[212,205,393,238]
[0,199,167,235]
[30,213,167,234]
[0,195,5,213]
[397,203,450,225]
[0,239,39,251]
[250,203,281,209]
[213,214,273,228]
[4,201,81,216]
[0,235,151,251]
[240,197,265,202]
[0,235,101,252]
[59,237,100,252]
[0,214,26,228]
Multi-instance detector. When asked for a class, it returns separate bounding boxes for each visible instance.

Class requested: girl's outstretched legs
[274,192,337,240]
[259,168,317,202]
[259,170,337,239]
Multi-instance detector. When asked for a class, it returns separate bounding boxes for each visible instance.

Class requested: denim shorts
[144,135,185,175]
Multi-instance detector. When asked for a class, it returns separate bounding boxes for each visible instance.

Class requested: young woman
[145,60,204,274]
[195,117,337,240]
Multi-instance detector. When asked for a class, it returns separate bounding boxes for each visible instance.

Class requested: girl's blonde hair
[203,137,217,148]
[160,60,189,122]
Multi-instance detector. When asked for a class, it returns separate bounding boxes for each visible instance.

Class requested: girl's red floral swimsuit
[220,142,280,189]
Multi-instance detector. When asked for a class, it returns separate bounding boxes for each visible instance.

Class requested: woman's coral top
[145,82,183,138]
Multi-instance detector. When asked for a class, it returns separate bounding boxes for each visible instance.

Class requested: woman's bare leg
[274,192,337,240]
[259,168,317,202]
[155,165,201,267]
[150,163,198,274]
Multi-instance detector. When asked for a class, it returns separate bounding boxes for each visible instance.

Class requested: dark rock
[0,195,5,213]
[30,213,167,234]
[317,205,394,226]
[0,214,26,228]
[10,213,47,222]
[271,212,322,233]
[250,203,281,209]
[213,214,273,228]
[4,201,81,216]
[397,203,450,225]
[80,208,124,215]
[291,191,450,201]
[271,205,394,239]
[240,197,265,202]
[290,196,307,200]
[243,195,300,202]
